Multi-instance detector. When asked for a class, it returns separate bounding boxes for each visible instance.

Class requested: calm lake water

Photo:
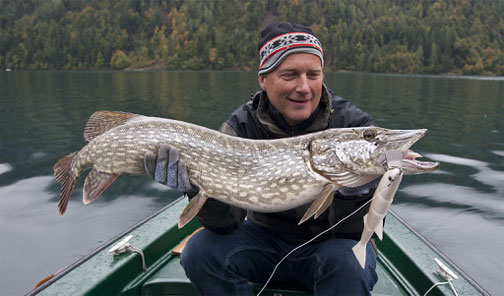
[0,71,503,295]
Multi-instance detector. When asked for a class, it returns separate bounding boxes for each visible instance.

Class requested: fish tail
[352,241,367,269]
[53,151,79,215]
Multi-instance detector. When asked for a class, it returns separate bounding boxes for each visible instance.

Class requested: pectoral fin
[83,168,120,205]
[299,184,336,225]
[178,191,208,228]
[314,190,335,220]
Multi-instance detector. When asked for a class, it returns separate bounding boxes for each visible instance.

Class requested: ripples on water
[392,151,504,294]
[0,71,502,295]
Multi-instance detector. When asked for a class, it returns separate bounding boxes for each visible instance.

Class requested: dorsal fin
[83,111,139,141]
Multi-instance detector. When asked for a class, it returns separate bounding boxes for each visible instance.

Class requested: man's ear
[258,74,267,91]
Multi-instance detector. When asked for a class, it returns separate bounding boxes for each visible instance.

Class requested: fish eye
[363,130,376,141]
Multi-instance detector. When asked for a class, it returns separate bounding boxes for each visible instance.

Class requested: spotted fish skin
[74,115,324,211]
[54,111,439,227]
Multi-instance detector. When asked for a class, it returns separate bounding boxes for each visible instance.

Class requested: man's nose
[296,74,310,93]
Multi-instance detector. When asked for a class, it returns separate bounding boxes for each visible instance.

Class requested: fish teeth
[404,149,422,160]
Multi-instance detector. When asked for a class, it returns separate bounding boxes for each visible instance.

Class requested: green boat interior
[31,197,486,296]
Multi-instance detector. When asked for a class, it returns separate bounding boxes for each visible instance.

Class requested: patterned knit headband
[258,32,324,75]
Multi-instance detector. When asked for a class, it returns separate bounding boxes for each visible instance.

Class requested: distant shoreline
[117,63,502,77]
[116,63,504,77]
[4,66,503,79]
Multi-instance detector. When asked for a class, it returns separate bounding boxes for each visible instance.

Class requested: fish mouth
[381,129,440,174]
[402,149,440,173]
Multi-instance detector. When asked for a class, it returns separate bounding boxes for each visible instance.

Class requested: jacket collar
[253,84,333,137]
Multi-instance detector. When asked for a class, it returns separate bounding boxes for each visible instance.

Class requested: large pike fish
[54,111,439,228]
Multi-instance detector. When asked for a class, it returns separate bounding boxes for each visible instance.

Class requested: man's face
[259,53,323,126]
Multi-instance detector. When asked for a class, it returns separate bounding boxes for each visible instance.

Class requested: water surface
[0,71,502,295]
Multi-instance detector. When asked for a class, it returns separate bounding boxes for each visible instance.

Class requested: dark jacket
[194,85,375,242]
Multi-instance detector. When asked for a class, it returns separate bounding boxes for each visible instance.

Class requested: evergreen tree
[414,45,424,72]
[429,42,440,73]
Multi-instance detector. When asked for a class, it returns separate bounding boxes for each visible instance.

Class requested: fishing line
[256,191,378,296]
[257,153,404,295]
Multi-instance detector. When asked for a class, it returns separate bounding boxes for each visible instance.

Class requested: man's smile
[287,97,311,105]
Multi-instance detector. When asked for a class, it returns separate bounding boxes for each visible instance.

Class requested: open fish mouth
[402,149,440,173]
[381,129,440,174]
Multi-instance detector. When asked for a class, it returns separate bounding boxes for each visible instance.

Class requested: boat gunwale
[26,196,187,296]
[386,209,490,296]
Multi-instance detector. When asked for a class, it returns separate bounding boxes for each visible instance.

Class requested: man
[145,22,378,295]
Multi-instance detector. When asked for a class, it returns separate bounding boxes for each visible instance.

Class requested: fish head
[309,127,440,185]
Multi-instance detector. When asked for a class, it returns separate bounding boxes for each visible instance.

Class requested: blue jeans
[180,220,378,296]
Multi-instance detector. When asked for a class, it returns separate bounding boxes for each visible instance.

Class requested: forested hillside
[1,0,503,75]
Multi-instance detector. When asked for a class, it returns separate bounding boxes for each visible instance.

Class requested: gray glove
[144,145,195,192]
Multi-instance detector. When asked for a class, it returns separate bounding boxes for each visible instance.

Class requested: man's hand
[144,145,195,192]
